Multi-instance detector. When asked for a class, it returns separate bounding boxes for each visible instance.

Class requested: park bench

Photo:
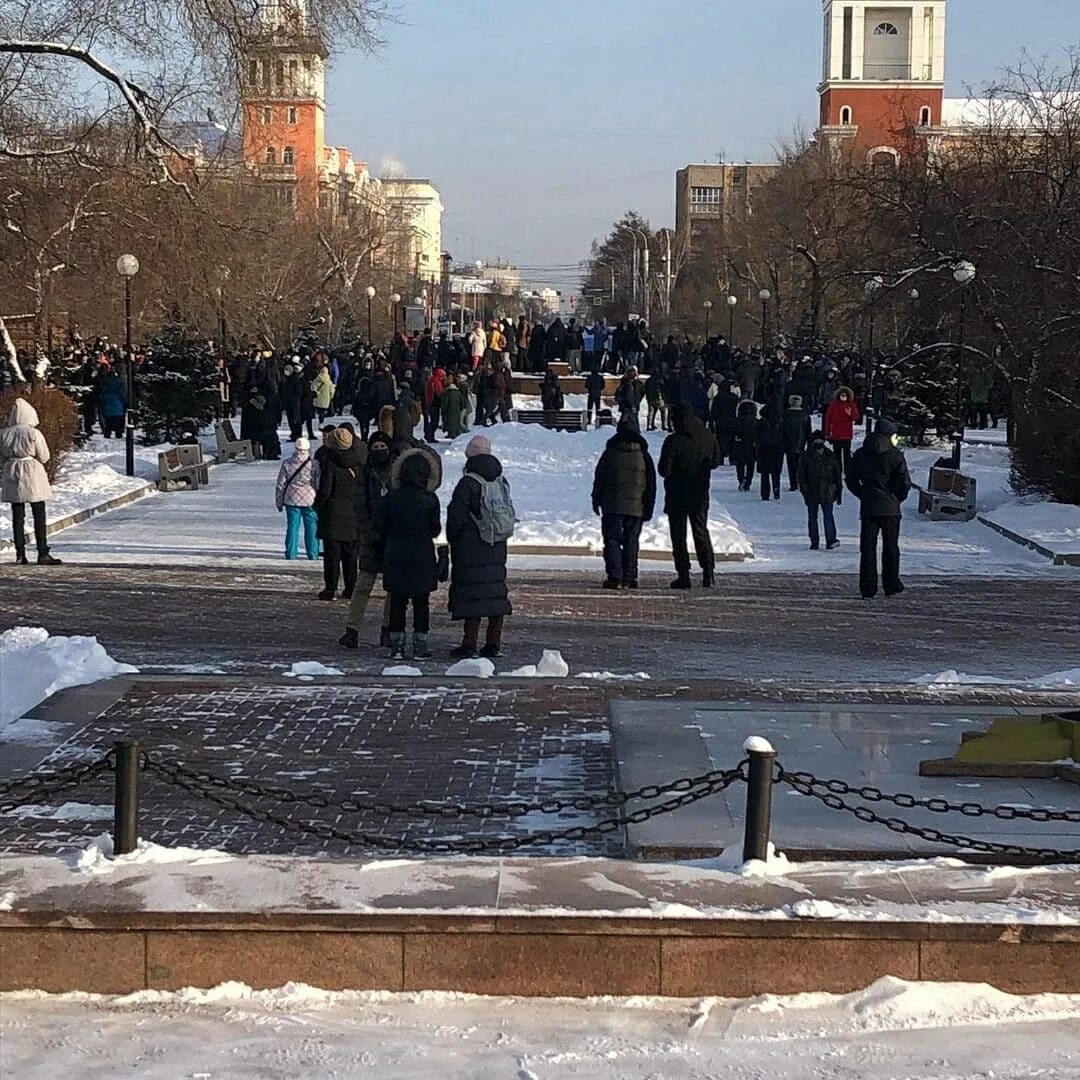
[215,419,256,463]
[158,445,207,492]
[596,408,616,428]
[512,408,589,432]
[918,463,977,521]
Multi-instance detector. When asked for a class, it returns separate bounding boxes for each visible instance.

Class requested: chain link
[143,758,747,855]
[777,767,1079,862]
[776,768,1080,824]
[0,754,114,815]
[142,753,749,821]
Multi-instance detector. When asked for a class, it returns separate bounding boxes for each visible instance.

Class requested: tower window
[275,60,285,86]
[874,22,899,35]
[265,146,276,164]
[283,146,294,165]
[840,106,853,126]
[248,59,259,86]
[920,106,932,127]
[289,59,298,85]
[287,106,297,124]
[261,106,272,124]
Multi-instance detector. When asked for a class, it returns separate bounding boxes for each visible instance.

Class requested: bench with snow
[596,408,616,428]
[215,419,256,463]
[918,463,977,522]
[512,409,589,432]
[158,445,208,492]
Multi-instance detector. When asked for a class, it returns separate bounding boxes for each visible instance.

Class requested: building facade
[674,162,779,253]
[381,178,444,287]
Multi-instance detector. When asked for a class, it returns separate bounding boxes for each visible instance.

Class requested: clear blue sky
[327,0,1077,284]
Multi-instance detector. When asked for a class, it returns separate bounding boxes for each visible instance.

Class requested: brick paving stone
[0,683,619,858]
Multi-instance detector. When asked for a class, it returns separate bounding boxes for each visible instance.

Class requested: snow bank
[444,657,495,678]
[283,661,344,678]
[983,498,1080,555]
[382,665,423,677]
[914,667,1080,687]
[438,424,752,557]
[574,671,652,681]
[0,627,137,727]
[500,650,570,678]
[72,833,232,876]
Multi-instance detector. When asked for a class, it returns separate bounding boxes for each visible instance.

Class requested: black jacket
[585,370,605,397]
[797,440,842,506]
[846,433,912,518]
[541,377,564,411]
[710,388,739,433]
[615,376,643,414]
[658,412,721,513]
[781,405,810,455]
[376,454,441,595]
[316,448,360,542]
[592,429,657,520]
[756,406,785,467]
[446,454,513,620]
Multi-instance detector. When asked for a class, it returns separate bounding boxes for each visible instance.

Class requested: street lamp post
[908,287,919,345]
[758,289,771,353]
[115,254,140,477]
[864,276,884,431]
[365,286,376,342]
[703,300,713,342]
[217,267,230,353]
[727,295,738,348]
[390,291,401,339]
[952,260,977,467]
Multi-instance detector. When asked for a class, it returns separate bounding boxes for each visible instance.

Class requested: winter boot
[826,540,840,551]
[702,568,715,588]
[37,553,62,566]
[338,627,359,650]
[449,642,480,660]
[412,633,432,660]
[670,578,692,590]
[14,551,28,566]
[601,579,622,590]
[317,590,337,602]
[388,633,406,661]
[479,642,503,660]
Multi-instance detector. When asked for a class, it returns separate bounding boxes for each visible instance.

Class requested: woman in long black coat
[446,436,512,660]
[376,452,441,659]
[315,428,360,601]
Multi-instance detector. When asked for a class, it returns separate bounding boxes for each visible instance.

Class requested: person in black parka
[376,451,441,659]
[781,393,811,492]
[709,381,740,465]
[733,399,759,492]
[446,434,513,660]
[315,427,361,601]
[756,401,785,501]
[846,418,912,599]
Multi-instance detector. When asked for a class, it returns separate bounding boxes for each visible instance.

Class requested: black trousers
[11,501,48,557]
[785,450,801,490]
[760,464,782,500]
[859,515,902,598]
[669,506,714,580]
[735,454,756,489]
[601,513,643,585]
[423,402,440,442]
[587,394,602,424]
[389,593,430,634]
[323,540,357,595]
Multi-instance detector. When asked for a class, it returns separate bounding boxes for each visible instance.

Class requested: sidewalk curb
[507,543,752,562]
[977,515,1080,567]
[0,482,155,552]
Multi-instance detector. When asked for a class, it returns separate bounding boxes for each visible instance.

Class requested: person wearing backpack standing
[274,436,319,560]
[446,435,515,659]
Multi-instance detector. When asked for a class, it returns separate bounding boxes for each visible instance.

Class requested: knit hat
[327,427,354,451]
[464,434,492,459]
[788,394,803,409]
[618,412,641,434]
[875,418,898,438]
[295,437,310,452]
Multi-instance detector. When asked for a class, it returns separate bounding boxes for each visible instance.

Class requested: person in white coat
[0,399,61,565]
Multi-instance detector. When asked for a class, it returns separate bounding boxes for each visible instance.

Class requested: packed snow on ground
[913,667,1080,687]
[982,497,1080,556]
[283,660,344,678]
[0,627,138,727]
[0,435,159,544]
[2,976,1078,1079]
[71,833,232,876]
[4,802,113,822]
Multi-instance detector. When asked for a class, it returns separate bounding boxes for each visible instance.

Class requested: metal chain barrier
[142,752,749,821]
[0,754,114,815]
[143,757,748,855]
[777,764,1080,862]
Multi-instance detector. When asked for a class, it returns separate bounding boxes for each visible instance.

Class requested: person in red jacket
[824,386,860,501]
[422,365,447,443]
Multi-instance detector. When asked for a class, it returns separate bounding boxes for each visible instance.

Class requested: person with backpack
[797,432,843,551]
[592,416,656,590]
[446,434,516,659]
[376,451,441,660]
[275,436,319,560]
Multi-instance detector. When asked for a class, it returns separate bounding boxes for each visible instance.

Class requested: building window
[840,106,853,126]
[265,146,276,164]
[868,147,900,176]
[874,21,899,35]
[842,6,853,79]
[282,146,294,165]
[275,60,285,86]
[689,186,724,214]
[732,166,747,186]
[919,106,931,127]
[261,106,272,124]
[248,60,259,86]
[287,106,297,124]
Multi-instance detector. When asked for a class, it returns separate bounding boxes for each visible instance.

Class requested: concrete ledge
[0,482,154,552]
[507,543,752,562]
[2,917,1077,996]
[978,515,1080,567]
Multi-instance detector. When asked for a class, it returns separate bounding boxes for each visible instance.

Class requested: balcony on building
[258,162,297,180]
[863,62,912,80]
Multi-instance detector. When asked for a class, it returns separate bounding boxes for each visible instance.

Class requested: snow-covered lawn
[2,977,1078,1079]
[982,498,1080,558]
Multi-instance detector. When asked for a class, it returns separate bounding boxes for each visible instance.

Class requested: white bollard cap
[743,736,776,755]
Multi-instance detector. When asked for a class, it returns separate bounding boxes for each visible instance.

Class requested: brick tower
[818,1,947,163]
[241,1,328,217]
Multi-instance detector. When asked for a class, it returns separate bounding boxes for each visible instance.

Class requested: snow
[444,657,496,678]
[500,649,571,678]
[382,665,423,677]
[914,667,1080,687]
[0,626,138,727]
[2,977,1078,1079]
[743,735,776,754]
[982,498,1080,556]
[4,802,113,822]
[574,670,652,681]
[72,833,232,876]
[283,661,344,678]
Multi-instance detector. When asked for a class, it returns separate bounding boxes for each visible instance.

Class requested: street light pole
[863,276,884,431]
[115,254,140,477]
[727,295,738,349]
[952,260,977,467]
[365,285,376,343]
[703,300,713,341]
[390,291,401,341]
[758,289,771,353]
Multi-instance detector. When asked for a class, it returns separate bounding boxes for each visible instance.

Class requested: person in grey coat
[1,399,60,564]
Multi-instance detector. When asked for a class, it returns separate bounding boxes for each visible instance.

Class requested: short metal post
[112,740,141,855]
[742,736,776,864]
